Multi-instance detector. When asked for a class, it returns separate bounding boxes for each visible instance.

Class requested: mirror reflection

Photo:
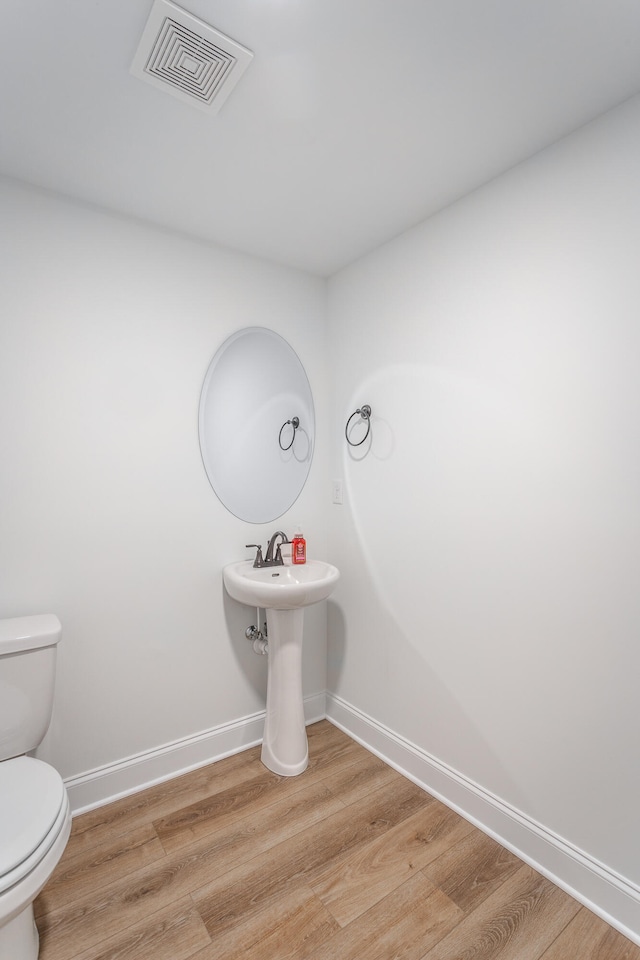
[199,327,315,523]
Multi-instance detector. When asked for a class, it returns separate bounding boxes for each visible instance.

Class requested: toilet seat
[0,756,67,894]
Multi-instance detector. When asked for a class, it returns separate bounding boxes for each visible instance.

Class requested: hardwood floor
[35,721,640,960]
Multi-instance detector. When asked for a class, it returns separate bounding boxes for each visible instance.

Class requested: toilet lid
[0,756,66,878]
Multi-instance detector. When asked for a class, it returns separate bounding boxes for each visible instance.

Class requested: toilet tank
[0,614,62,761]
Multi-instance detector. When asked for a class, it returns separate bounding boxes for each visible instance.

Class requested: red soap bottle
[292,528,306,564]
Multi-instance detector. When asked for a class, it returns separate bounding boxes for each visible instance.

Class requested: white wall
[327,93,640,893]
[0,178,328,782]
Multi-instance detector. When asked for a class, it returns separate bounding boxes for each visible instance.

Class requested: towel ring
[345,405,372,446]
[279,416,300,451]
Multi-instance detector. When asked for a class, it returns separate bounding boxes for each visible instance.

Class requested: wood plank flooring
[34,721,640,960]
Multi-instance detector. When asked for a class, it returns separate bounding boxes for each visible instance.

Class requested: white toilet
[0,615,72,960]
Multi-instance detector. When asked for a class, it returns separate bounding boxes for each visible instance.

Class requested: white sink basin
[224,559,339,610]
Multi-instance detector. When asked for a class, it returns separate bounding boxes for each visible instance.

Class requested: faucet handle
[246,544,264,568]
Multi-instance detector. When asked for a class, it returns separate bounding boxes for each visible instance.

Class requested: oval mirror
[199,328,315,523]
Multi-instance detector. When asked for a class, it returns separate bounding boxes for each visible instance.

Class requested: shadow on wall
[333,360,587,814]
[326,591,528,813]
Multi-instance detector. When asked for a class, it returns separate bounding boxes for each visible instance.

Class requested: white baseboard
[65,692,326,816]
[325,692,640,947]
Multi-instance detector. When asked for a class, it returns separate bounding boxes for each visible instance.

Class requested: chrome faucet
[246,531,289,568]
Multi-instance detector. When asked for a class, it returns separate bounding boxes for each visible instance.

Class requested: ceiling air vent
[131,0,253,114]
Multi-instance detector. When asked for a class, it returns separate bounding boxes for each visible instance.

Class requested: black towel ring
[345,405,372,446]
[279,416,300,451]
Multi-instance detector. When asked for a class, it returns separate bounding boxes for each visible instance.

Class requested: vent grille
[131,0,253,114]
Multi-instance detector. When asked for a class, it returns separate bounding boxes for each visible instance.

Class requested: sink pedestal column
[261,607,308,776]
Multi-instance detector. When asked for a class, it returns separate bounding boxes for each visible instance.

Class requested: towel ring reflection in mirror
[279,416,300,451]
[345,404,372,446]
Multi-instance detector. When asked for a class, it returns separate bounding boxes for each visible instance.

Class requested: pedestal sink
[224,559,339,776]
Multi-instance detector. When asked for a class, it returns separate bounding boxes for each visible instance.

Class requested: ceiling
[1,0,640,276]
